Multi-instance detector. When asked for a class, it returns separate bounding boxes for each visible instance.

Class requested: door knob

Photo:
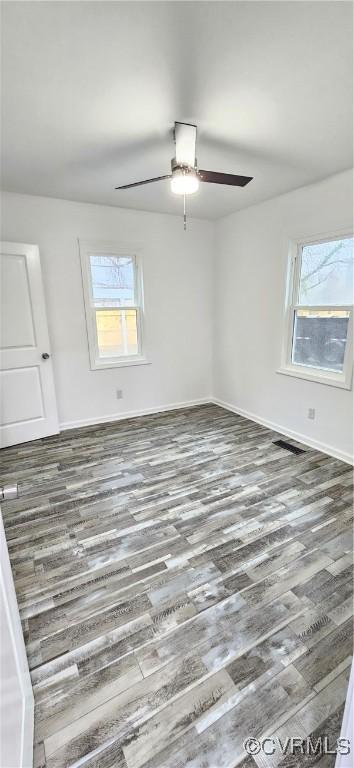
[42,352,50,360]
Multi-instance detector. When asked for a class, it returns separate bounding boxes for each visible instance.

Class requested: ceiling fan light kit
[170,166,199,195]
[115,121,253,229]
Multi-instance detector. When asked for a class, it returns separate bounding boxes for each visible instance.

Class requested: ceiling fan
[115,122,253,229]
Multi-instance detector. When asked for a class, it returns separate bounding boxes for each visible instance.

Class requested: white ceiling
[1,1,353,220]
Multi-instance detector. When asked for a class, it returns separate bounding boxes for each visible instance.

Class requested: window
[79,241,146,369]
[279,234,353,389]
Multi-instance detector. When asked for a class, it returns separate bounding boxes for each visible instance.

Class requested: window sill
[277,365,352,390]
[91,356,150,371]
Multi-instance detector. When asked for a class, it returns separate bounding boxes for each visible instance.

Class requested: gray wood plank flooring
[1,404,353,768]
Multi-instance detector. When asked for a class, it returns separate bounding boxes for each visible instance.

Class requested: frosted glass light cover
[170,169,199,195]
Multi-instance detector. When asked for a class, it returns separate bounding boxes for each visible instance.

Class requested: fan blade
[199,170,253,187]
[174,122,197,167]
[115,174,171,190]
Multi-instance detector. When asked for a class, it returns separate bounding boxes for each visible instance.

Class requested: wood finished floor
[1,404,353,768]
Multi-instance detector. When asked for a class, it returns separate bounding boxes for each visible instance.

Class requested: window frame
[278,231,353,390]
[79,239,147,370]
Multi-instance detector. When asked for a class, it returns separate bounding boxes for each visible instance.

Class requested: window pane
[95,309,138,357]
[90,255,135,307]
[292,309,349,373]
[298,238,354,306]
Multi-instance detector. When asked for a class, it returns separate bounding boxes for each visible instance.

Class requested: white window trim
[278,230,353,390]
[79,239,148,370]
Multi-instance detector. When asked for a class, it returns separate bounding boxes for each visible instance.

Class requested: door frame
[0,511,34,767]
[335,663,353,767]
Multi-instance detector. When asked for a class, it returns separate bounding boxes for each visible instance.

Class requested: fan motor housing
[171,159,198,174]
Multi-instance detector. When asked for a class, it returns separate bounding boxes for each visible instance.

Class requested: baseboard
[59,397,212,432]
[60,395,353,465]
[212,397,353,465]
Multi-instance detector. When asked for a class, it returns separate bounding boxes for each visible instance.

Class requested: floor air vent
[273,439,306,455]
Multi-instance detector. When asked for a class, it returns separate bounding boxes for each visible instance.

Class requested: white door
[0,511,34,768]
[0,242,59,447]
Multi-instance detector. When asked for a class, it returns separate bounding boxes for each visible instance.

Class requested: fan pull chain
[183,192,187,231]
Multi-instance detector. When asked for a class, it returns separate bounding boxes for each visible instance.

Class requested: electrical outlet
[308,408,315,420]
[116,389,123,400]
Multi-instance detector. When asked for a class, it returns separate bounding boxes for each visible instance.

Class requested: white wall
[2,171,353,462]
[1,192,214,428]
[214,169,353,463]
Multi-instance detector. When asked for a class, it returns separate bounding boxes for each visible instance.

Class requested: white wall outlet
[116,389,123,400]
[308,408,315,420]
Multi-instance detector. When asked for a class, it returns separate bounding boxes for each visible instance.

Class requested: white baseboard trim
[212,397,353,465]
[60,395,353,465]
[59,397,212,432]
